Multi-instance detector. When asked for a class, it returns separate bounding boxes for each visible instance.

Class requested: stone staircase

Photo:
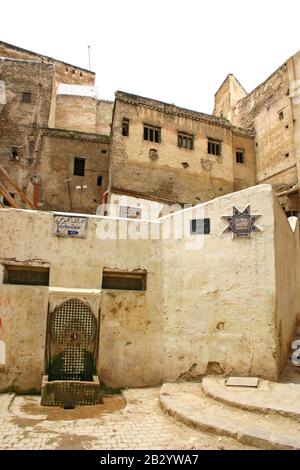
[160,377,300,450]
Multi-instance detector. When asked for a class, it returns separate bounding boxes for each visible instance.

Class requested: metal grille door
[48,299,97,382]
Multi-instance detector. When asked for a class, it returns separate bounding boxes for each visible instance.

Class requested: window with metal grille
[22,92,31,103]
[122,118,129,136]
[144,125,161,143]
[208,139,221,156]
[190,219,210,235]
[74,157,85,176]
[236,149,245,164]
[4,265,49,286]
[102,271,147,291]
[178,132,194,150]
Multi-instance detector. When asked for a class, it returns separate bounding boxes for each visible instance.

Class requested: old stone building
[0,41,112,214]
[214,51,300,214]
[1,40,300,217]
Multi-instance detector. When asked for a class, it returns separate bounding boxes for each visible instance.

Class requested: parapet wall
[0,185,298,391]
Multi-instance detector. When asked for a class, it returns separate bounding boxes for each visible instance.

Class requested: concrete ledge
[160,383,300,450]
[202,376,300,420]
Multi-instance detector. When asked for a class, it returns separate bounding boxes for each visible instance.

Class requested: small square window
[208,139,221,156]
[122,118,129,136]
[22,92,31,103]
[190,219,210,235]
[178,132,194,150]
[10,147,18,160]
[74,157,85,176]
[144,125,161,143]
[236,149,245,164]
[97,176,103,186]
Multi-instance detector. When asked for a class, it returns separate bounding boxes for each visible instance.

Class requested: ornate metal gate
[47,298,98,382]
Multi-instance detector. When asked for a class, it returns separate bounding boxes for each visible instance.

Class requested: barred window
[74,157,85,176]
[22,92,31,103]
[208,139,221,156]
[178,132,194,150]
[144,125,161,143]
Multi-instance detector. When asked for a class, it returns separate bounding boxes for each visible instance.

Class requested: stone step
[202,376,300,420]
[0,394,15,416]
[160,383,300,450]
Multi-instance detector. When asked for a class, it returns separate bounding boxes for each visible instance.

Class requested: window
[122,118,129,136]
[74,157,85,176]
[178,132,194,150]
[190,219,210,235]
[144,124,161,143]
[102,270,147,291]
[10,147,18,160]
[4,265,49,286]
[279,111,284,120]
[97,176,103,186]
[236,149,245,164]
[208,139,221,156]
[22,92,31,103]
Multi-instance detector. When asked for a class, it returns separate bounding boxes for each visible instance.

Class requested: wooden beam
[0,164,34,209]
[0,182,19,208]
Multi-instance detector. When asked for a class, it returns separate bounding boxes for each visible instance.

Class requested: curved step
[202,376,300,420]
[160,383,300,450]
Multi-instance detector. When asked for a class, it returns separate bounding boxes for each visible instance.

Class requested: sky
[1,0,299,113]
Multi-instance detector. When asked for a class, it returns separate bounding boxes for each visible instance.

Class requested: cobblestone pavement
[0,388,255,450]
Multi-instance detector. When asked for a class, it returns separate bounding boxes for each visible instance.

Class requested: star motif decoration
[222,205,261,238]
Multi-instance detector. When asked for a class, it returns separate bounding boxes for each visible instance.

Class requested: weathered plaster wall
[0,185,297,391]
[110,93,254,205]
[96,100,114,136]
[55,95,98,134]
[54,96,114,136]
[0,285,48,392]
[273,199,300,373]
[161,185,279,381]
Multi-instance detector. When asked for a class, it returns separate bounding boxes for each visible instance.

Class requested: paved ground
[0,388,254,450]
